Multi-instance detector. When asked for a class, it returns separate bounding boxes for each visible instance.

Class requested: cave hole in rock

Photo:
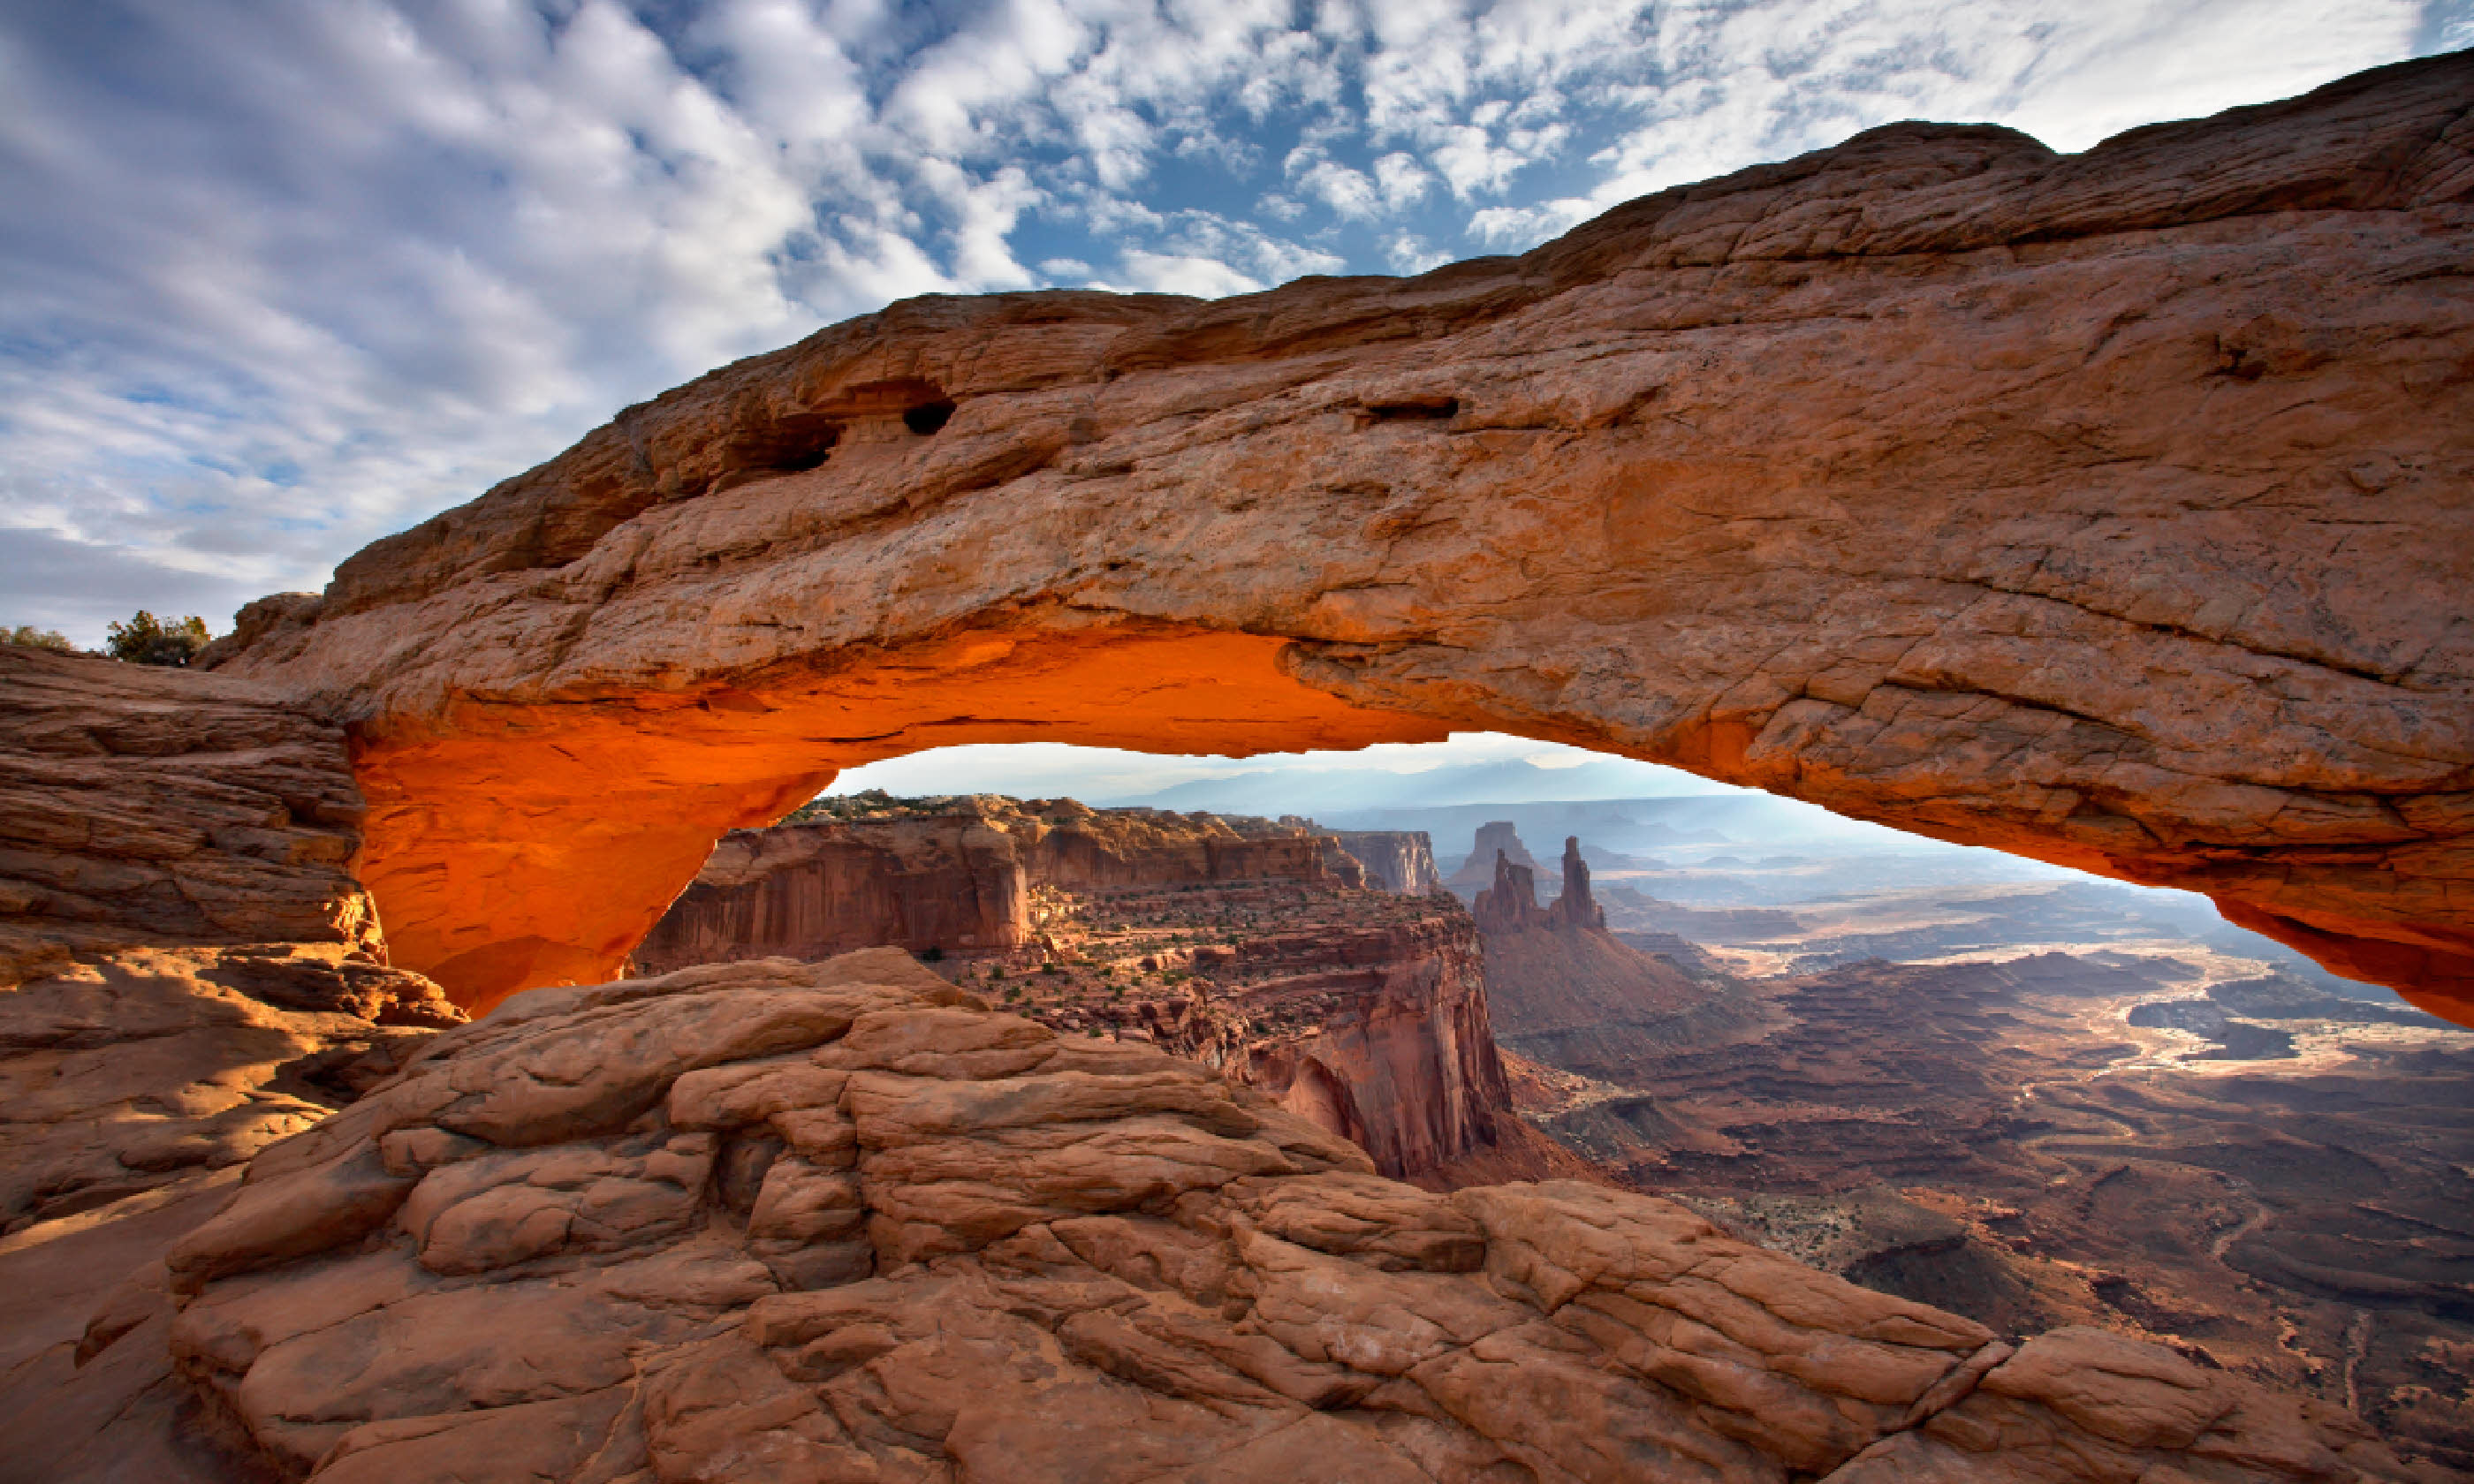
[901,398,957,435]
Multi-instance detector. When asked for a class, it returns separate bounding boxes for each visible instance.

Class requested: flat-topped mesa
[630,796,1376,975]
[202,53,2474,1020]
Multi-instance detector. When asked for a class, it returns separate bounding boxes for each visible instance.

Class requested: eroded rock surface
[0,649,462,1233]
[38,949,2417,1483]
[0,647,386,980]
[199,56,2474,1018]
[1330,831,1445,896]
[639,798,1532,1182]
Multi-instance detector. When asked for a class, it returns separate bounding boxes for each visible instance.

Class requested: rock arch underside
[208,52,2474,1025]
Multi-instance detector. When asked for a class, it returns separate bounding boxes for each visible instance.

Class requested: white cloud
[0,0,2439,643]
[1114,250,1264,298]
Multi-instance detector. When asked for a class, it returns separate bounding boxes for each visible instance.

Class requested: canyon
[1458,827,2474,1475]
[630,797,1560,1185]
[2,51,2470,1484]
[4,947,2432,1484]
[190,50,2474,1021]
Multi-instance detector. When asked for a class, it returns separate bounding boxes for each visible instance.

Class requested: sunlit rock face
[632,801,1520,1182]
[205,53,2474,1019]
[1331,830,1444,895]
[44,950,2417,1484]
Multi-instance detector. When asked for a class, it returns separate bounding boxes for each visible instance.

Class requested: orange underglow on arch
[352,626,1449,1012]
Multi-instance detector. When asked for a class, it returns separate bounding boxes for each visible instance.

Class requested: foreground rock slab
[43,950,2417,1483]
[201,54,2474,1019]
[0,647,463,1233]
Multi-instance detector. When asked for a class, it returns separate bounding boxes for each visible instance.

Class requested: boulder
[37,950,2413,1483]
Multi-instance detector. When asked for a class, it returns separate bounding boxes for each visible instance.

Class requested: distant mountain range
[1098,756,1740,815]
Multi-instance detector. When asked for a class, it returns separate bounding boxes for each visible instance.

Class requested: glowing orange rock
[210,54,2474,1022]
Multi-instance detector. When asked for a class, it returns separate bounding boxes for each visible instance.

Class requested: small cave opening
[903,398,958,435]
[1360,396,1460,425]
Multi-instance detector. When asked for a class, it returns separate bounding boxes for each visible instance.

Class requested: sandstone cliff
[635,799,1522,1182]
[196,54,2474,1021]
[0,650,462,1238]
[631,796,1347,975]
[1328,830,1442,896]
[9,950,2420,1483]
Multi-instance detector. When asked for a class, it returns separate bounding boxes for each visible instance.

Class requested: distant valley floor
[1489,881,2474,1476]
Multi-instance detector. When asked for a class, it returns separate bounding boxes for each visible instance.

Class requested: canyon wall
[196,53,2474,1021]
[1327,829,1441,895]
[1157,912,1515,1180]
[630,816,1034,971]
[631,798,1340,973]
[633,799,1513,1180]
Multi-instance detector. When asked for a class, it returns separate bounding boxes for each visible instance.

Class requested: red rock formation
[634,799,1516,1181]
[1328,829,1442,895]
[631,814,1033,971]
[630,797,1344,974]
[1472,836,1605,934]
[1446,821,1538,897]
[195,55,2474,1021]
[1466,825,1761,1079]
[19,950,2419,1482]
[0,647,386,978]
[0,649,463,1236]
[1147,910,1512,1180]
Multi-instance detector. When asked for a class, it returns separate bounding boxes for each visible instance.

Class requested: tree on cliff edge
[105,610,210,666]
[4,625,74,651]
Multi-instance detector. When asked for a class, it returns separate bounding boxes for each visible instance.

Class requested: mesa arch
[205,51,2474,1023]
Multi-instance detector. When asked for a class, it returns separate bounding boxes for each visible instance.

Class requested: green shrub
[105,610,210,666]
[4,625,74,651]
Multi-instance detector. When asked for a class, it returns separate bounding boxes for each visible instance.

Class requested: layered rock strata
[28,950,2417,1483]
[0,650,462,1235]
[630,796,1354,977]
[638,799,1523,1180]
[1329,830,1444,896]
[0,647,386,980]
[198,54,2474,1020]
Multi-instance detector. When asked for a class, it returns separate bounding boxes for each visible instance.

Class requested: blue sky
[4,0,2469,652]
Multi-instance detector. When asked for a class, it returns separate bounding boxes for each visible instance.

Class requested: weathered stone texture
[0,647,384,981]
[200,56,2474,1018]
[32,950,2413,1483]
[0,650,463,1238]
[1331,831,1445,896]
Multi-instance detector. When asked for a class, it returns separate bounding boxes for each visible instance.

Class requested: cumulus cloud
[0,0,2443,642]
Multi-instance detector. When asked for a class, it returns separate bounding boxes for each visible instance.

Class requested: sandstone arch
[209,53,2474,1022]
